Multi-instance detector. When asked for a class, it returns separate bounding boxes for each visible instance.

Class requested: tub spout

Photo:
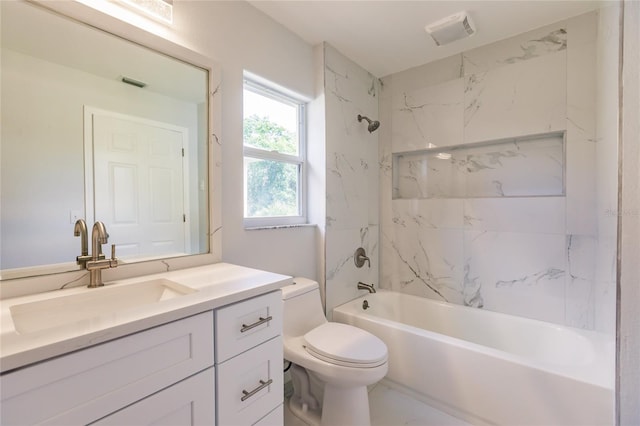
[357,281,376,293]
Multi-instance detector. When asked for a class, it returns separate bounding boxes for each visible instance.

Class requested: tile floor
[284,380,471,426]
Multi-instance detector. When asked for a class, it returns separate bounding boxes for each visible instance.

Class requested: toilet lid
[303,323,387,367]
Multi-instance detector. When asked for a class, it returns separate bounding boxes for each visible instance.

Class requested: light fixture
[118,0,173,24]
[74,0,173,33]
[425,11,475,46]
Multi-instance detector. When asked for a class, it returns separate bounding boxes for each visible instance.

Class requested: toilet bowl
[282,278,388,426]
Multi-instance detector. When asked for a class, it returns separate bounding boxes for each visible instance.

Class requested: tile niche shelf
[392,131,565,199]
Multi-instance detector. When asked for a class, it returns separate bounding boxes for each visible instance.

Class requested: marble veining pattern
[462,73,484,127]
[388,238,449,302]
[462,262,483,308]
[463,52,567,143]
[328,151,356,211]
[499,29,567,65]
[464,230,566,323]
[379,12,615,330]
[495,267,565,288]
[462,23,567,75]
[388,200,465,303]
[323,44,380,314]
[210,73,222,261]
[324,43,379,231]
[391,79,464,152]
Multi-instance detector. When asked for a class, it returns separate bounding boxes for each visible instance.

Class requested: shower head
[357,114,380,133]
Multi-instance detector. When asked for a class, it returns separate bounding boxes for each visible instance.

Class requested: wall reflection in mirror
[0,1,210,280]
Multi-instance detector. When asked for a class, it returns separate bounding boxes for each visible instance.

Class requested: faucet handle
[354,247,371,268]
[110,244,119,267]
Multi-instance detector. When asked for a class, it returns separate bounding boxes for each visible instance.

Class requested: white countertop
[0,263,292,372]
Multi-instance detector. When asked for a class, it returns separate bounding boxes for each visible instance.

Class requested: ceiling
[249,0,605,77]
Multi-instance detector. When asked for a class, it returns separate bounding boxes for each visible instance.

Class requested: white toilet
[282,278,388,426]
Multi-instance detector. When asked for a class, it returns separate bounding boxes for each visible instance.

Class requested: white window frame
[243,79,307,228]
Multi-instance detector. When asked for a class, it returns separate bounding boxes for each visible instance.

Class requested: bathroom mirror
[0,1,213,280]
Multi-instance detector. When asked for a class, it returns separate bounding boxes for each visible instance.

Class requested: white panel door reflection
[88,108,190,261]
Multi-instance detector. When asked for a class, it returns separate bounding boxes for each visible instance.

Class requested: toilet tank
[281,278,328,338]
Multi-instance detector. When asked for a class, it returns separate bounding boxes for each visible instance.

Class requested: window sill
[245,223,317,231]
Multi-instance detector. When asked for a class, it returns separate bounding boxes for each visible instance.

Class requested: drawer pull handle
[241,315,272,333]
[241,379,273,402]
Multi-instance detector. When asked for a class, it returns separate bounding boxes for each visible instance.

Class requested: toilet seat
[303,323,387,368]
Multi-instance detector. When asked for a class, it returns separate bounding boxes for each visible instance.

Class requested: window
[243,79,306,227]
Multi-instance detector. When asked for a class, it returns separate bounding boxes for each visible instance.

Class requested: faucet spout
[357,281,376,293]
[86,221,118,288]
[91,221,108,260]
[73,219,91,267]
[73,219,88,255]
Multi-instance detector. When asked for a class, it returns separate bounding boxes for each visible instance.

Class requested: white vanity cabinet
[0,290,285,426]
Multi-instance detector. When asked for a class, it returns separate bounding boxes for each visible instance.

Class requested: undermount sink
[9,279,197,334]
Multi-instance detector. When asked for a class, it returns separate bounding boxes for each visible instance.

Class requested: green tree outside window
[244,115,299,217]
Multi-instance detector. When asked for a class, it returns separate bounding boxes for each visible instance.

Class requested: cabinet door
[92,368,215,426]
[1,312,214,425]
[217,337,283,426]
[254,404,283,426]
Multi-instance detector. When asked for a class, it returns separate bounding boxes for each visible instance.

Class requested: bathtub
[333,291,614,426]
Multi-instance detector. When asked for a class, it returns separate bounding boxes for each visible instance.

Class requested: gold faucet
[73,219,92,268]
[86,221,118,288]
[74,218,106,269]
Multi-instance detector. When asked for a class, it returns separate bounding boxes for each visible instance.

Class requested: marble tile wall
[322,44,380,316]
[379,12,617,332]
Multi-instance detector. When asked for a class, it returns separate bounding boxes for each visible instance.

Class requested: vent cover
[425,11,476,46]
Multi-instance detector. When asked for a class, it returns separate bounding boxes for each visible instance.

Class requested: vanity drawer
[217,336,283,426]
[215,290,282,362]
[1,311,214,426]
[93,368,215,425]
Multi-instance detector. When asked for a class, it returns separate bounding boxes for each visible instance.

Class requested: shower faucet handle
[354,247,370,268]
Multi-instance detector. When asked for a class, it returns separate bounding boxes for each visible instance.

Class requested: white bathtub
[333,291,615,426]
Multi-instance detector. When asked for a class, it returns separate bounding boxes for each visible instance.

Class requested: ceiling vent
[425,11,475,46]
